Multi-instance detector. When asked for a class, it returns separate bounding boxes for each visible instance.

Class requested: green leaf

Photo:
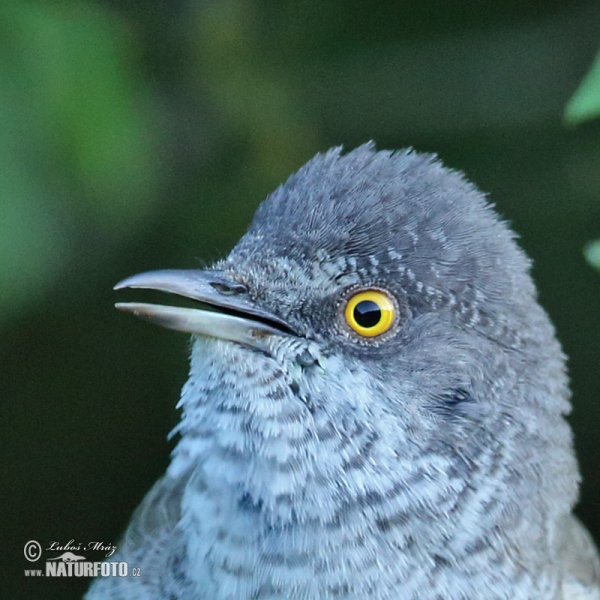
[565,50,600,124]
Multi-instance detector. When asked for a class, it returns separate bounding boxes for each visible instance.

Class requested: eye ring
[343,289,396,338]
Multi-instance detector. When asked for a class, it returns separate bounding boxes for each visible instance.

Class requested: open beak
[114,269,294,350]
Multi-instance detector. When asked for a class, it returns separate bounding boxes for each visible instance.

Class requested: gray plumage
[86,144,599,599]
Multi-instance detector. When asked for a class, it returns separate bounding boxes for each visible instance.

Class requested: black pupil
[353,300,381,328]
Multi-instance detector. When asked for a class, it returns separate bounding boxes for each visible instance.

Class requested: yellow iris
[344,289,395,337]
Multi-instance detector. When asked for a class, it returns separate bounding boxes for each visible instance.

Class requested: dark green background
[3,1,600,598]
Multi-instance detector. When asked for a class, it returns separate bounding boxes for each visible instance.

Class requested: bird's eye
[344,289,396,337]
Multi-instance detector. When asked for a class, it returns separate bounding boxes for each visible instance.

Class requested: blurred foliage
[192,1,318,183]
[566,48,600,124]
[0,1,159,322]
[3,1,600,599]
[584,238,600,269]
[567,47,600,269]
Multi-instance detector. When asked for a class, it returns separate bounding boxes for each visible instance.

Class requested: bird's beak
[114,269,294,350]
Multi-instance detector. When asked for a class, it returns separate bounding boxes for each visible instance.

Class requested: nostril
[210,282,248,296]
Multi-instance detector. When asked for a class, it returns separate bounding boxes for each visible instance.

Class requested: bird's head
[116,144,578,552]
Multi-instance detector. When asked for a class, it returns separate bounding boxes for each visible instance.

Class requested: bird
[86,143,599,599]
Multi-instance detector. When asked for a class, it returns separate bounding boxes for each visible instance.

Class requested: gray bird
[86,144,599,600]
